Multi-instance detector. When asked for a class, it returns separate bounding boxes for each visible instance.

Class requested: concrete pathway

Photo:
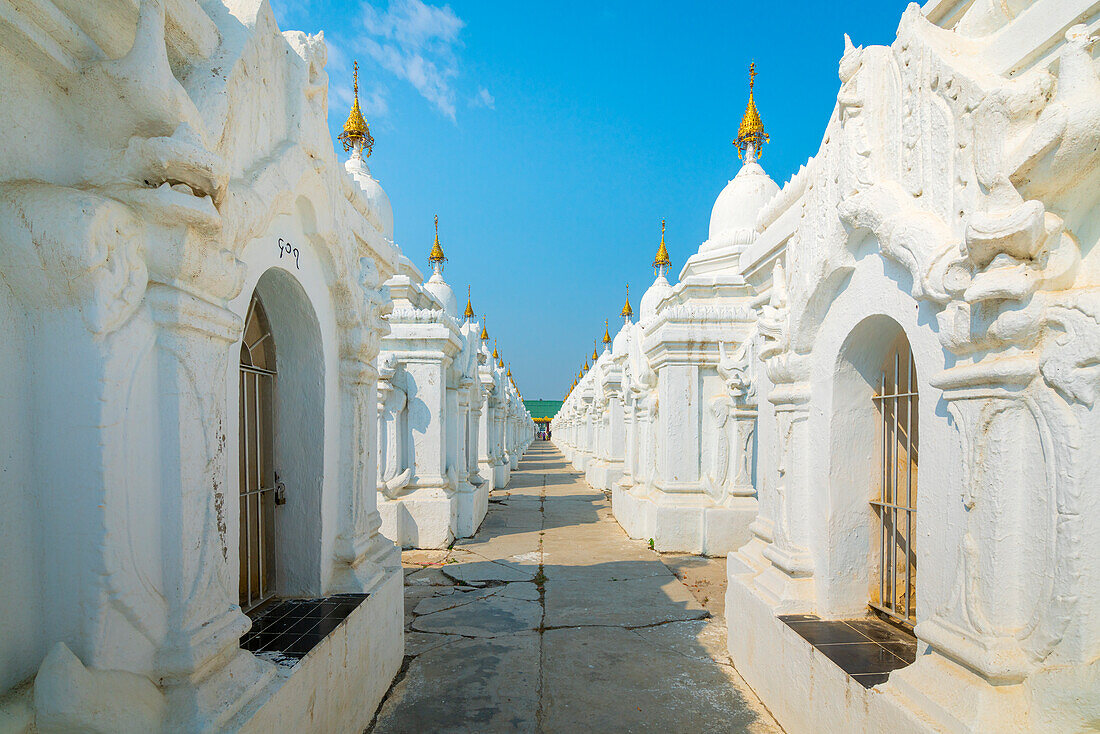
[368,443,781,734]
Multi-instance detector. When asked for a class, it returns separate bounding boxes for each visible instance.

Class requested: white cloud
[473,87,495,109]
[355,0,466,120]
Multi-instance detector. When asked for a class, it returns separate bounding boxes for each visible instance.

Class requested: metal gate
[239,294,277,613]
[870,336,917,627]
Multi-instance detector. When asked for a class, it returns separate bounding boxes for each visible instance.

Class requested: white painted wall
[0,286,38,692]
[0,1,407,728]
[805,248,956,619]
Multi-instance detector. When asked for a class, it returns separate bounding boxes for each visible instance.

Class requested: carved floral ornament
[831,18,1100,394]
[0,0,392,355]
[0,0,401,683]
[764,12,1100,682]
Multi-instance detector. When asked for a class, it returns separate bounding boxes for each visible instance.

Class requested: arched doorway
[239,292,277,612]
[870,334,917,627]
[236,266,325,603]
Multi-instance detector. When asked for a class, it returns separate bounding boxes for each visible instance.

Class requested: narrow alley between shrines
[368,442,781,733]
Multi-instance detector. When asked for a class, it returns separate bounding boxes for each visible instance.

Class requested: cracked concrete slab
[412,595,543,637]
[454,531,541,561]
[630,618,735,668]
[543,574,708,628]
[405,567,457,586]
[371,633,541,734]
[370,443,779,733]
[540,625,780,733]
[442,555,539,583]
[404,630,460,657]
[499,582,540,601]
[412,586,498,616]
[540,558,673,583]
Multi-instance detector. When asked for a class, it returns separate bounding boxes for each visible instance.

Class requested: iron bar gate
[870,338,917,627]
[239,295,277,613]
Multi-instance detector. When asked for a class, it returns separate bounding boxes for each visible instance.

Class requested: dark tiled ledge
[778,614,916,688]
[242,593,368,664]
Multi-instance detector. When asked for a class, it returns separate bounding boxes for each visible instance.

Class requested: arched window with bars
[870,334,918,627]
[239,293,277,613]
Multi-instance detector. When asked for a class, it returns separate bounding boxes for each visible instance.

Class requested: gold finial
[464,285,475,319]
[480,315,489,341]
[592,340,599,360]
[653,219,671,270]
[339,61,374,157]
[620,283,638,319]
[492,340,499,360]
[603,320,612,344]
[507,366,512,378]
[428,214,446,266]
[621,283,634,319]
[735,62,769,160]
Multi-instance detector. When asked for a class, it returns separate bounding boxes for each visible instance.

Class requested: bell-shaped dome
[705,61,779,252]
[640,273,672,322]
[611,321,631,358]
[424,272,459,317]
[346,158,394,239]
[705,159,778,251]
[339,61,393,240]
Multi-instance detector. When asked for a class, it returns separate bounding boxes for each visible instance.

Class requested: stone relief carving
[705,340,758,503]
[0,185,148,336]
[387,306,455,325]
[762,8,1100,681]
[649,303,754,329]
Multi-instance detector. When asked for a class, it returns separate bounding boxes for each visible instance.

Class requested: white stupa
[684,63,779,278]
[423,214,459,317]
[640,219,674,322]
[339,61,394,240]
[611,285,633,357]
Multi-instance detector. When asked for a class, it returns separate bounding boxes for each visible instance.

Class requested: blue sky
[269,0,911,400]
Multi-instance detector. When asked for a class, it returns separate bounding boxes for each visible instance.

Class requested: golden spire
[480,315,489,341]
[428,214,446,267]
[653,219,671,270]
[338,61,374,157]
[592,340,599,360]
[464,285,475,319]
[735,62,769,160]
[621,284,633,320]
[492,340,499,360]
[507,366,512,378]
[603,320,612,344]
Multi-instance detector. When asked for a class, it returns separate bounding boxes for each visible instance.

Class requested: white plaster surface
[0,0,414,728]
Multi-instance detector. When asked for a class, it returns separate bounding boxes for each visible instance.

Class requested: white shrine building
[0,0,532,730]
[376,219,534,549]
[556,0,1100,731]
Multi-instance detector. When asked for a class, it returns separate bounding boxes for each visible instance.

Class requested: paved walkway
[368,443,781,733]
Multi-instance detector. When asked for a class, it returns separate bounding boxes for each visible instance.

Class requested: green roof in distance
[524,399,562,421]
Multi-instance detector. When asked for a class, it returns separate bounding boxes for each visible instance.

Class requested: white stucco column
[405,356,450,488]
[656,363,700,488]
[749,377,815,610]
[146,284,274,729]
